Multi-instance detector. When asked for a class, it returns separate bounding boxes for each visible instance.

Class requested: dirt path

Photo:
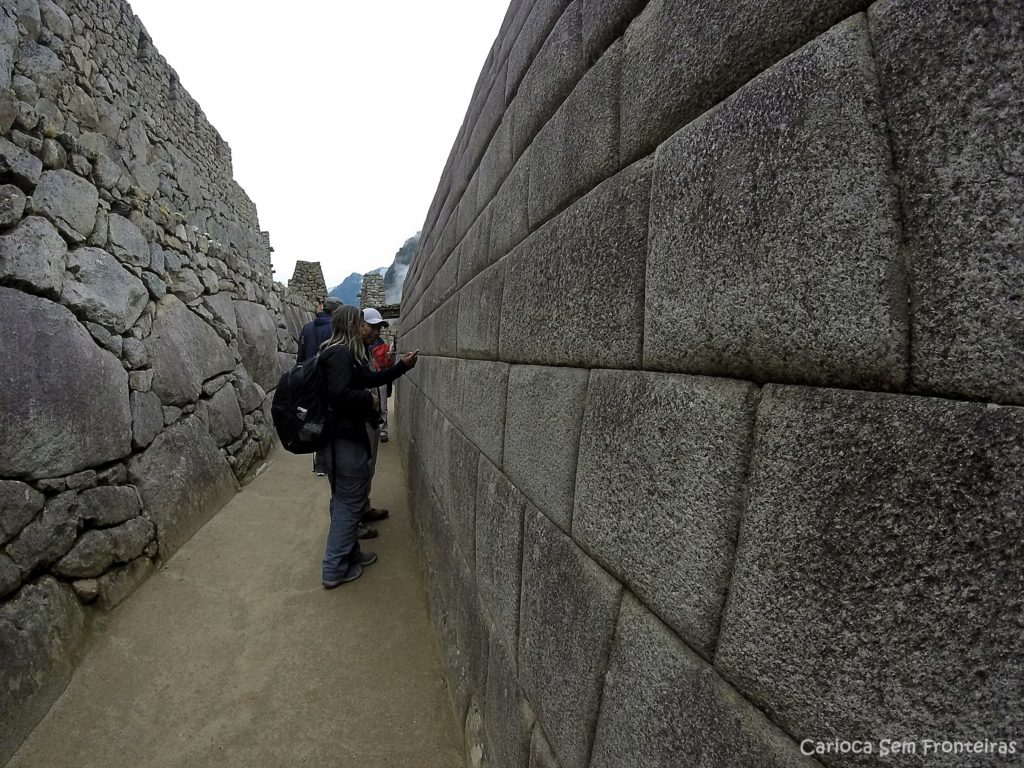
[8,414,463,768]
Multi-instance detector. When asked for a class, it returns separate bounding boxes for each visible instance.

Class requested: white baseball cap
[362,307,389,327]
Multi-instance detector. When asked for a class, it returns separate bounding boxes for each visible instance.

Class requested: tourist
[297,296,342,476]
[318,305,417,588]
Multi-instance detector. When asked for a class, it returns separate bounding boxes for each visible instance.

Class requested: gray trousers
[321,437,371,581]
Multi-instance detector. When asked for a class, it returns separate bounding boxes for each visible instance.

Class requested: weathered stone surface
[203,291,237,336]
[76,484,141,527]
[0,577,86,766]
[475,457,527,660]
[129,369,154,393]
[646,18,906,390]
[501,158,651,369]
[457,256,504,360]
[872,0,1024,403]
[506,0,574,103]
[108,515,154,562]
[574,370,757,656]
[512,1,587,159]
[231,365,265,414]
[590,595,817,768]
[519,508,621,768]
[53,527,114,577]
[95,555,152,611]
[528,41,620,230]
[580,0,646,60]
[198,384,243,447]
[169,266,203,302]
[716,386,1024,764]
[15,0,41,40]
[487,153,530,263]
[504,365,590,531]
[63,470,96,491]
[620,0,866,163]
[0,553,19,598]
[0,135,41,186]
[85,320,121,356]
[0,479,44,544]
[130,389,163,449]
[129,416,238,558]
[29,169,97,242]
[447,359,509,468]
[38,0,71,39]
[485,633,535,768]
[0,181,25,225]
[234,299,279,392]
[0,215,66,297]
[5,491,77,575]
[61,246,148,333]
[106,213,150,268]
[529,726,559,768]
[0,287,131,478]
[145,294,235,406]
[122,337,148,369]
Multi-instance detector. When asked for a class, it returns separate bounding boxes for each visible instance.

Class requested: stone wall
[0,0,300,761]
[397,2,1023,767]
[287,258,327,310]
[359,270,385,309]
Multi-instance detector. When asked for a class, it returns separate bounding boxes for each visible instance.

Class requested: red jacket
[369,338,391,372]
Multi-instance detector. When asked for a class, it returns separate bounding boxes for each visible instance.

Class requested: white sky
[126,0,510,288]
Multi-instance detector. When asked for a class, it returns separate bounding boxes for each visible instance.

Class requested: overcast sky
[127,0,510,288]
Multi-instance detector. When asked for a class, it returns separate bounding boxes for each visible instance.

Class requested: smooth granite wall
[397,2,1023,767]
[0,0,304,761]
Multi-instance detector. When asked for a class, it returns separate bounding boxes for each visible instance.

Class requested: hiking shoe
[315,472,327,477]
[357,523,378,540]
[362,507,390,523]
[357,551,378,567]
[323,564,363,589]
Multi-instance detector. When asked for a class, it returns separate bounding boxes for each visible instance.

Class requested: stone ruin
[397,1,1023,767]
[0,0,311,760]
[358,269,385,309]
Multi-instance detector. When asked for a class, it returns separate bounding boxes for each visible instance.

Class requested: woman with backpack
[317,305,418,588]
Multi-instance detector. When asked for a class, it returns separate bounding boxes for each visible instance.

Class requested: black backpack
[271,352,331,454]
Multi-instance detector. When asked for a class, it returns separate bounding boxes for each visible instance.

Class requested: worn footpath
[8,411,463,768]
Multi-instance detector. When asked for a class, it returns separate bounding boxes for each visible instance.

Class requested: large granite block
[420,293,459,358]
[437,418,481,569]
[0,578,86,766]
[457,205,493,290]
[504,365,590,531]
[716,386,1024,765]
[0,287,131,479]
[488,151,530,262]
[456,173,481,244]
[512,0,587,160]
[448,359,509,468]
[580,0,646,62]
[486,633,536,768]
[527,41,621,230]
[457,256,505,360]
[645,16,906,390]
[475,456,528,656]
[574,370,758,657]
[477,113,512,212]
[530,727,560,768]
[500,158,651,369]
[871,0,1024,403]
[128,416,239,557]
[590,594,819,768]
[620,0,868,163]
[507,0,575,104]
[450,553,490,721]
[465,65,508,181]
[519,508,622,768]
[497,0,540,74]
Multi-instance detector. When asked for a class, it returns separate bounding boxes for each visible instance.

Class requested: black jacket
[297,312,333,363]
[319,343,409,447]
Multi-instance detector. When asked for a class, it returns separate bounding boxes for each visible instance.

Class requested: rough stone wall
[0,0,300,761]
[287,259,327,309]
[397,2,1023,767]
[358,270,385,309]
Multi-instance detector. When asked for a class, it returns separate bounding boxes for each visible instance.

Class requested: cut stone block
[0,287,131,479]
[507,0,574,104]
[233,300,280,392]
[574,370,758,657]
[448,359,509,468]
[0,480,44,544]
[590,594,819,768]
[486,633,536,768]
[620,0,868,163]
[457,204,493,290]
[871,0,1024,403]
[129,416,239,558]
[645,16,906,390]
[475,456,528,656]
[716,385,1024,763]
[519,508,621,768]
[30,169,97,242]
[457,256,504,360]
[61,246,149,333]
[527,41,620,230]
[580,0,646,61]
[0,578,86,766]
[502,157,651,369]
[0,215,66,298]
[503,365,590,531]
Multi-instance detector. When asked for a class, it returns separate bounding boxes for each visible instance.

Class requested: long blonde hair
[320,305,368,363]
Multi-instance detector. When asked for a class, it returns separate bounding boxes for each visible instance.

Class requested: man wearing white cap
[356,307,394,531]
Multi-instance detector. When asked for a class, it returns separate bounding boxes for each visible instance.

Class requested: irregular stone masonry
[0,0,312,761]
[398,2,1024,768]
[359,270,385,309]
[287,259,328,310]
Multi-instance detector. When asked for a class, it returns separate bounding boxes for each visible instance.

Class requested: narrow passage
[8,411,463,768]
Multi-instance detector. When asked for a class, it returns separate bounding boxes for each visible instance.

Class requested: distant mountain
[328,273,363,306]
[327,267,389,306]
[384,232,420,304]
